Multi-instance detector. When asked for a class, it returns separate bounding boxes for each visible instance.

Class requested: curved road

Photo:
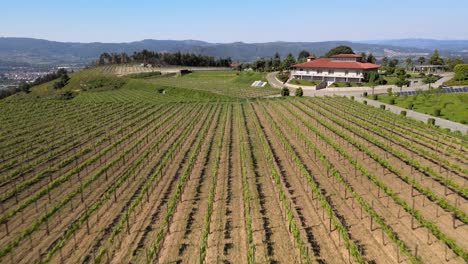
[266,72,285,88]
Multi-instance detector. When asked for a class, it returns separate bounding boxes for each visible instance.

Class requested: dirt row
[277,100,466,263]
[54,104,211,263]
[0,104,182,243]
[293,99,467,249]
[0,104,198,263]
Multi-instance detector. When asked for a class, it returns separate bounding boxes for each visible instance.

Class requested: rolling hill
[0,37,466,66]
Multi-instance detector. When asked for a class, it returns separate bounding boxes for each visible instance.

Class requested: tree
[453,64,468,81]
[281,87,290,96]
[324,45,354,57]
[445,57,464,71]
[281,53,296,70]
[295,87,303,97]
[367,53,376,63]
[265,58,273,72]
[389,59,399,68]
[252,58,266,72]
[53,73,70,89]
[394,68,406,77]
[61,73,70,84]
[360,52,367,62]
[423,74,439,88]
[405,57,413,70]
[417,56,426,65]
[19,82,31,94]
[368,71,379,95]
[297,50,310,62]
[272,52,281,70]
[395,74,410,93]
[429,49,444,65]
[382,56,389,66]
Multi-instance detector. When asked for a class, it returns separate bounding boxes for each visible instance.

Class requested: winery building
[291,54,380,85]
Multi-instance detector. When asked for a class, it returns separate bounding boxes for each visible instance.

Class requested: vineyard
[101,65,231,76]
[0,75,467,263]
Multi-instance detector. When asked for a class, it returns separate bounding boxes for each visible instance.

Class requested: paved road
[354,97,468,134]
[266,72,285,88]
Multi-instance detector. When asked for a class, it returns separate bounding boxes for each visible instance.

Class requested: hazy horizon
[1,36,468,45]
[2,0,467,43]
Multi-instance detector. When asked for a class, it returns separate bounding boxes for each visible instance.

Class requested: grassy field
[141,70,279,98]
[376,91,468,123]
[15,67,279,101]
[444,79,468,86]
[1,66,467,264]
[289,79,321,86]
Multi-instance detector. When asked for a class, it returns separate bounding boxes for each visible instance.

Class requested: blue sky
[1,0,467,43]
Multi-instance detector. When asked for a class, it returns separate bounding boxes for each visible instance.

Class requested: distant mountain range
[360,39,468,52]
[0,37,467,66]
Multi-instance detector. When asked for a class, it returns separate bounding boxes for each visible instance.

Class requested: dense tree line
[19,68,69,93]
[0,86,20,99]
[243,46,377,72]
[96,50,232,67]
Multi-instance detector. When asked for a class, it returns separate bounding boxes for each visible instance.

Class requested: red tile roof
[331,54,362,58]
[292,58,380,70]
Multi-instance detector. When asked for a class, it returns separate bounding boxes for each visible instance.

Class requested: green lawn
[443,79,468,86]
[376,91,468,124]
[141,70,279,98]
[289,79,321,86]
[329,82,368,87]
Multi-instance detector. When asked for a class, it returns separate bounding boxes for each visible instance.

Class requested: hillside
[1,68,466,263]
[2,37,464,66]
[362,38,468,52]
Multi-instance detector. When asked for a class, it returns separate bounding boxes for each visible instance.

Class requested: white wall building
[291,54,380,85]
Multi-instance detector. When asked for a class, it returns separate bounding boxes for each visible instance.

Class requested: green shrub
[427,118,436,125]
[387,87,393,96]
[406,102,414,110]
[433,108,441,117]
[83,77,126,91]
[350,96,354,100]
[380,104,386,110]
[277,72,290,83]
[363,100,367,105]
[60,91,76,100]
[345,82,351,87]
[389,98,395,105]
[454,72,466,81]
[127,71,162,79]
[454,64,468,76]
[295,87,303,97]
[400,110,407,116]
[372,94,378,100]
[363,91,368,97]
[281,87,290,96]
